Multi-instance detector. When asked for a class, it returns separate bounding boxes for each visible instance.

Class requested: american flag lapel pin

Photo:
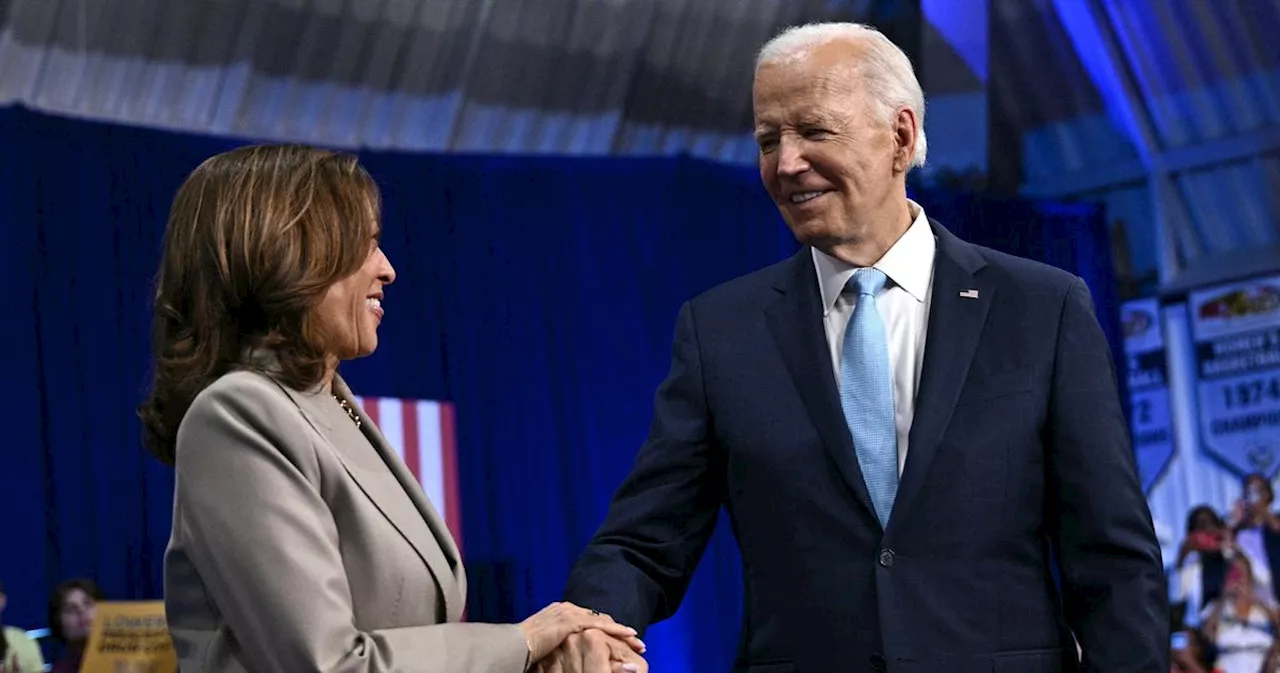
[959,288,980,299]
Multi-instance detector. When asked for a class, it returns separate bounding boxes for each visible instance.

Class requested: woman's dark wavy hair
[1185,504,1224,533]
[48,578,103,643]
[138,144,380,466]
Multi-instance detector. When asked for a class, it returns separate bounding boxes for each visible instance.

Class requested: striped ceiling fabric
[0,0,880,162]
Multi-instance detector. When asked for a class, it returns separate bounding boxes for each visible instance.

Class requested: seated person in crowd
[47,578,101,673]
[0,580,46,673]
[1201,555,1279,673]
[1228,473,1280,605]
[1172,505,1231,628]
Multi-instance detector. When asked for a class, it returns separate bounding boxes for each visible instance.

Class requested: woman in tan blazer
[138,145,645,673]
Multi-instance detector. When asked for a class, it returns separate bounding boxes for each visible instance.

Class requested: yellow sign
[79,601,177,673]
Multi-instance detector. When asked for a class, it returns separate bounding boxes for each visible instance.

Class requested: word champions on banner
[1189,277,1280,476]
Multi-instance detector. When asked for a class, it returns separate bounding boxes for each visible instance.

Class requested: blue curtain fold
[0,106,1116,672]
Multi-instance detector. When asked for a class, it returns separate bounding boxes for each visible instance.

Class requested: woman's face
[1226,560,1254,597]
[313,237,396,361]
[1245,475,1274,507]
[59,588,96,643]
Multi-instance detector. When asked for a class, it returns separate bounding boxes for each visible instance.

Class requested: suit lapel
[764,249,878,523]
[286,377,463,620]
[890,223,991,530]
[334,377,468,620]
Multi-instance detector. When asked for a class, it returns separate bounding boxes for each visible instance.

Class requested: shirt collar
[812,199,936,316]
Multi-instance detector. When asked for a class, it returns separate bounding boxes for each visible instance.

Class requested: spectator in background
[1172,505,1231,628]
[0,580,46,673]
[1228,473,1280,605]
[47,578,101,673]
[1201,555,1278,673]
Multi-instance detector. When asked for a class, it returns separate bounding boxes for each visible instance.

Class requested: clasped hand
[518,602,648,673]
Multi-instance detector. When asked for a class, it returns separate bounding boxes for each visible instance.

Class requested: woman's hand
[1230,499,1246,527]
[518,602,643,662]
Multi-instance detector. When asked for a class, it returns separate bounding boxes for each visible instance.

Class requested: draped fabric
[0,0,910,163]
[0,106,1117,672]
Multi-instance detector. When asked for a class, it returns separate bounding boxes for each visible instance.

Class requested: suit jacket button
[878,549,895,567]
[869,653,887,671]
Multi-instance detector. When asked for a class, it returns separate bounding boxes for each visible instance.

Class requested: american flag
[351,396,463,554]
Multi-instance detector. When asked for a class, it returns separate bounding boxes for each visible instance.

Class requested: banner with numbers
[1189,277,1280,477]
[1122,298,1175,492]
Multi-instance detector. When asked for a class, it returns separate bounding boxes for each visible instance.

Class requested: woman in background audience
[1228,473,1280,606]
[138,145,645,673]
[47,578,100,673]
[1173,505,1231,628]
[1202,555,1279,673]
[0,580,47,673]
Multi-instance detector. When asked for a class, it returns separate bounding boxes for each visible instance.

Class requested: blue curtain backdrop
[0,105,1120,672]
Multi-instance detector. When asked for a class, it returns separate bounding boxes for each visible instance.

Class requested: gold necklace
[333,395,362,428]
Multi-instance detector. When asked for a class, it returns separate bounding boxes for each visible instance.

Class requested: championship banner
[79,601,176,673]
[352,396,463,552]
[1189,277,1280,477]
[1122,298,1175,492]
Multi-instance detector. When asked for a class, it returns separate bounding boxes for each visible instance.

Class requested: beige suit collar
[240,351,466,620]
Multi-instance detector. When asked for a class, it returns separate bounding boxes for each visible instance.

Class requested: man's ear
[892,106,918,172]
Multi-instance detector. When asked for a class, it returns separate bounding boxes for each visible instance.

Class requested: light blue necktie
[839,268,899,527]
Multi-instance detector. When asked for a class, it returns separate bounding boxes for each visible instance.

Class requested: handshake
[518,602,648,673]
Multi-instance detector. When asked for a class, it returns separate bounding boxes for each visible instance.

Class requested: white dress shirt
[813,200,936,475]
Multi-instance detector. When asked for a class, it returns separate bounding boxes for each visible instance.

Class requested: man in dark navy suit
[552,22,1167,673]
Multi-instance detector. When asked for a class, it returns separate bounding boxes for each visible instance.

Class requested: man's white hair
[756,22,928,168]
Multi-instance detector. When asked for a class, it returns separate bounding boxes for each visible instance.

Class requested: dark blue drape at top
[0,105,1119,672]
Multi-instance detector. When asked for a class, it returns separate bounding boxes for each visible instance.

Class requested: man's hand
[517,602,641,663]
[536,628,648,673]
[1230,499,1247,527]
